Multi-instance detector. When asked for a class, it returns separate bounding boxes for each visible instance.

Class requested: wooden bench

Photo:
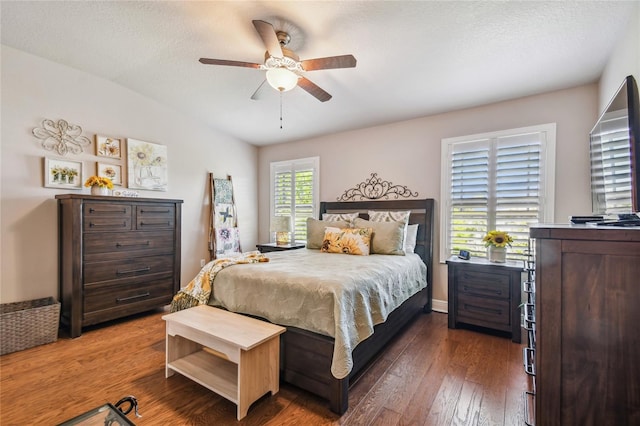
[162,305,285,420]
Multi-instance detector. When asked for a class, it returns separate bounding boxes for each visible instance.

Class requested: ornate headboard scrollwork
[337,173,419,201]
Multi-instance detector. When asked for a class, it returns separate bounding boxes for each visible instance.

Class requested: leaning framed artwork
[97,162,123,186]
[126,138,168,191]
[44,157,83,189]
[95,135,122,158]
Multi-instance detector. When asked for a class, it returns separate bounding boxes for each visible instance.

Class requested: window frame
[439,123,556,263]
[269,156,320,244]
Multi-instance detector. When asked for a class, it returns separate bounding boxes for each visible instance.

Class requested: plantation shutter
[590,112,632,213]
[271,157,319,243]
[443,125,554,262]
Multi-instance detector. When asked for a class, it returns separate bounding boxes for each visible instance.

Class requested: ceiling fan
[199,20,357,102]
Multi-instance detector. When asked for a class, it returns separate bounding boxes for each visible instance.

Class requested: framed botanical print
[44,157,83,189]
[97,162,123,186]
[127,138,168,191]
[95,135,122,158]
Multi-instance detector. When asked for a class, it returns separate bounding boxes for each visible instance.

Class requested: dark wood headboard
[319,198,435,312]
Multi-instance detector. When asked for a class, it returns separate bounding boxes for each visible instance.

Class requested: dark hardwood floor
[0,309,528,425]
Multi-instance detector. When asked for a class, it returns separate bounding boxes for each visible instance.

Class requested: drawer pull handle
[139,221,171,227]
[523,390,535,426]
[523,347,536,376]
[115,241,150,248]
[88,208,127,213]
[462,285,503,296]
[89,221,127,228]
[140,209,170,214]
[464,304,502,316]
[116,292,151,303]
[116,266,151,275]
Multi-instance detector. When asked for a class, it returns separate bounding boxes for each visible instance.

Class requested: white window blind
[270,157,319,243]
[441,124,556,262]
[590,110,632,214]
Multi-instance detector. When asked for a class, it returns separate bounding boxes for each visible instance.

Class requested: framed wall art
[95,135,122,158]
[97,162,123,186]
[127,138,168,191]
[44,157,83,189]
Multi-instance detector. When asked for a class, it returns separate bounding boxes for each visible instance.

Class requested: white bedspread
[208,248,427,379]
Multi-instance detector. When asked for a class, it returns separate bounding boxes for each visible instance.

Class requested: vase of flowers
[84,175,114,196]
[483,230,513,263]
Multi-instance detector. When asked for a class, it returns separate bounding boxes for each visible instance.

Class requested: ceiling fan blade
[252,20,283,58]
[250,79,269,100]
[199,58,261,69]
[298,77,332,102]
[301,54,357,71]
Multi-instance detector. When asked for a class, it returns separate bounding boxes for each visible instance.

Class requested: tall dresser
[529,224,640,425]
[56,194,183,338]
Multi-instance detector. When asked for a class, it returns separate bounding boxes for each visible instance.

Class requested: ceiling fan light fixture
[266,67,298,92]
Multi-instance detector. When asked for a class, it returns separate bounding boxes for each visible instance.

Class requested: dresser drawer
[84,202,132,232]
[84,255,174,284]
[136,204,175,230]
[457,270,510,300]
[84,231,175,257]
[456,293,511,330]
[83,277,175,321]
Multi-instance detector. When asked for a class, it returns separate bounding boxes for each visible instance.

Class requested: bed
[207,198,434,414]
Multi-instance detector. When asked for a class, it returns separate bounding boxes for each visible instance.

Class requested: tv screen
[590,75,640,214]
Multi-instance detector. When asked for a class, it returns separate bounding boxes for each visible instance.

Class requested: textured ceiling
[1,1,635,146]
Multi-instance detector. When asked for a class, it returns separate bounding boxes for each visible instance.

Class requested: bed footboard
[280,287,428,414]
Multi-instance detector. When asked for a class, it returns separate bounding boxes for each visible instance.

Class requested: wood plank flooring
[0,309,529,425]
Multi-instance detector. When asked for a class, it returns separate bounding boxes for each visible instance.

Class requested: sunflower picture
[126,138,168,191]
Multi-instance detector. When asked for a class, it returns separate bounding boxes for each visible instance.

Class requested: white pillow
[404,224,419,253]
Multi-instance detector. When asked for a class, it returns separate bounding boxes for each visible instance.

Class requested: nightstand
[446,256,524,343]
[256,242,305,253]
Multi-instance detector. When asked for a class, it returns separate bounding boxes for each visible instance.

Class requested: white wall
[258,84,598,305]
[599,2,640,112]
[0,46,258,304]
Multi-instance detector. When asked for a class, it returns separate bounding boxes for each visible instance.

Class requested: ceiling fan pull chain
[280,90,284,129]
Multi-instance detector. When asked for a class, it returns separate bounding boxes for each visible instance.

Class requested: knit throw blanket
[169,251,269,312]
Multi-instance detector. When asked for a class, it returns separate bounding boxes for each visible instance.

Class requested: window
[270,157,319,243]
[440,124,556,262]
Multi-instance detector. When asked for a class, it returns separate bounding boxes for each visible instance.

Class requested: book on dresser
[56,194,183,338]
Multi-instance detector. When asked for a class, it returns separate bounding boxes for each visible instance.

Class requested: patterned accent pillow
[353,218,405,255]
[322,212,360,226]
[306,218,349,249]
[367,210,410,224]
[321,227,372,256]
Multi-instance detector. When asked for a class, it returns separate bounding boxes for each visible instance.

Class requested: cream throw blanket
[169,251,268,312]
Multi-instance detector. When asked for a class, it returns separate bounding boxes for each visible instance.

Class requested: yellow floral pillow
[321,227,372,256]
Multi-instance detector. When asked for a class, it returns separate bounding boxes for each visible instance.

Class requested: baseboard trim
[432,299,447,313]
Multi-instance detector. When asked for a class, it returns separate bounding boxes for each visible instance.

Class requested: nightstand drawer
[458,270,510,300]
[457,294,511,329]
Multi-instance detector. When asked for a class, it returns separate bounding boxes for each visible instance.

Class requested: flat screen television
[590,75,640,214]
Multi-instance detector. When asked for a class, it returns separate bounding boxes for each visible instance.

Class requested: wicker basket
[0,297,60,356]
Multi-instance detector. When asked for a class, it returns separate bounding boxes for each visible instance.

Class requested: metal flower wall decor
[32,118,91,156]
[337,173,419,201]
